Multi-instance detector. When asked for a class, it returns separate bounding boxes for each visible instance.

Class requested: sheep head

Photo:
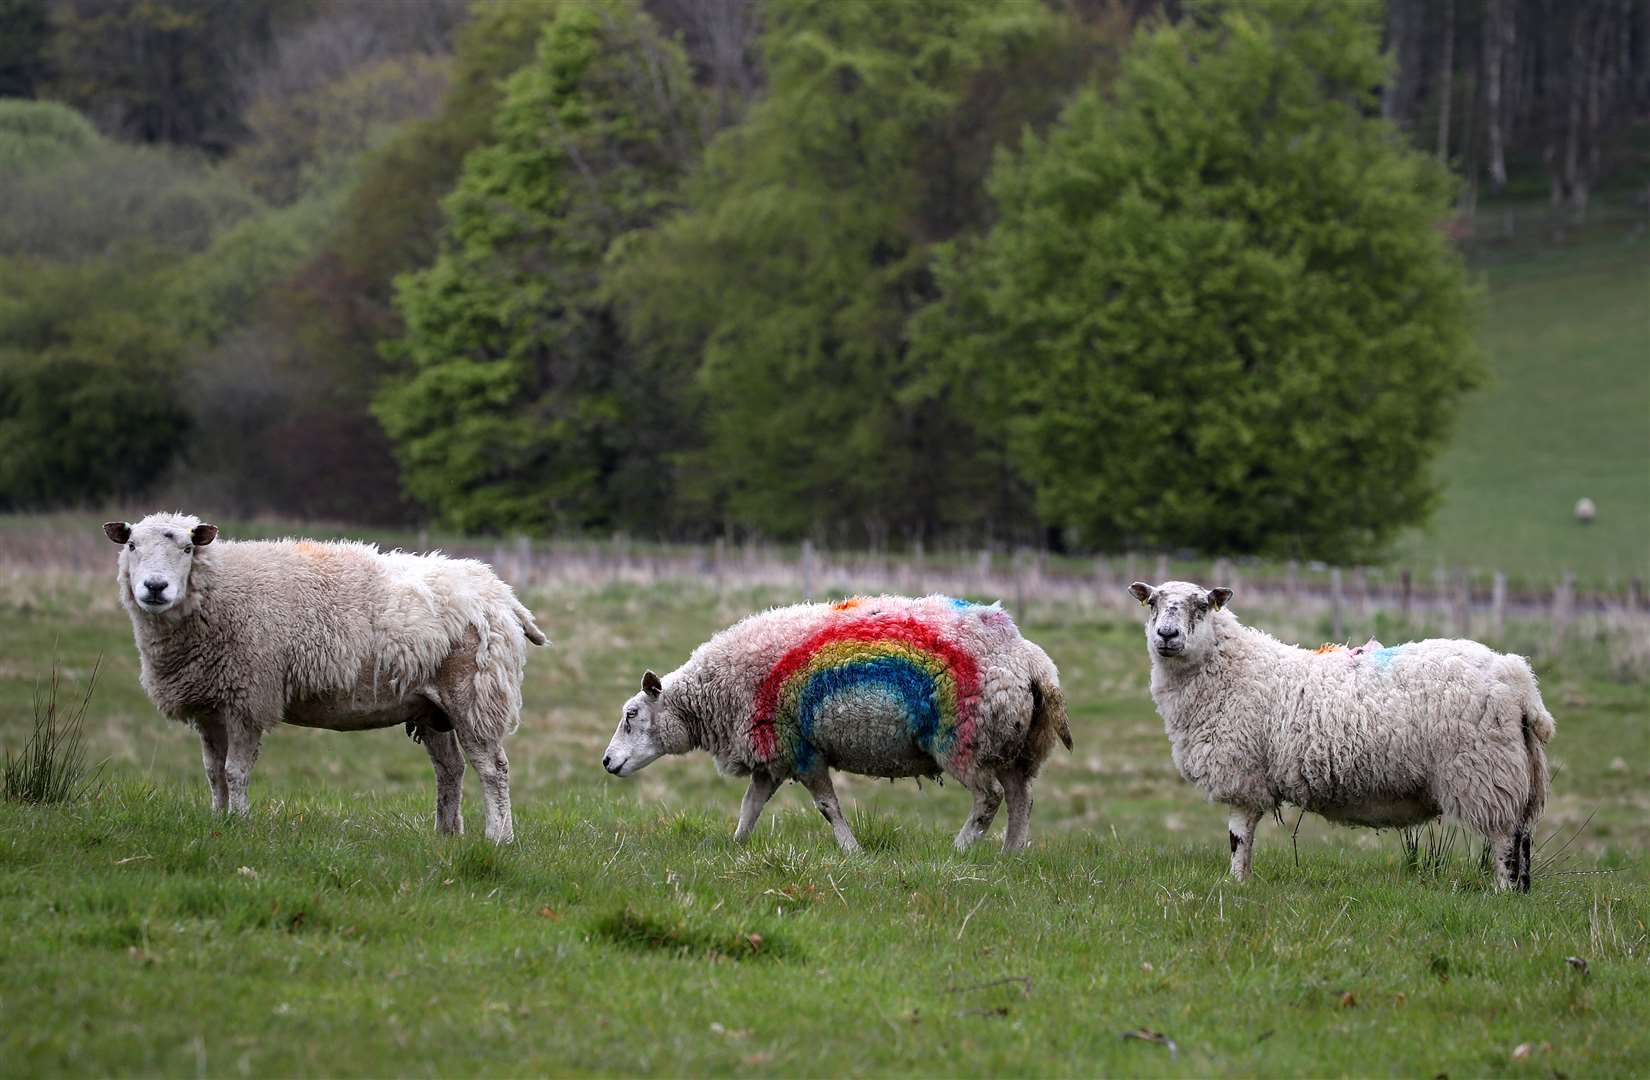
[1128,580,1231,663]
[106,514,218,616]
[603,669,691,777]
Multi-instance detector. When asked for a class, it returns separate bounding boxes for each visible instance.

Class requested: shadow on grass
[590,907,797,963]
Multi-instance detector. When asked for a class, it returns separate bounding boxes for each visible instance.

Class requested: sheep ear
[1128,582,1154,606]
[641,670,662,698]
[1208,587,1233,610]
[191,523,218,546]
[104,521,131,544]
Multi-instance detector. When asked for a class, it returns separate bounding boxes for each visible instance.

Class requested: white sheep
[105,513,548,842]
[601,595,1071,852]
[1127,580,1555,891]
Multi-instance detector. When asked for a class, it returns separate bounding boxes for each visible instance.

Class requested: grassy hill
[1394,221,1650,586]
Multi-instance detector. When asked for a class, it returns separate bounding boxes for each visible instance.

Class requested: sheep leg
[454,727,513,844]
[999,769,1033,852]
[801,770,860,853]
[223,721,263,818]
[1227,808,1262,881]
[954,777,1003,850]
[1490,831,1520,892]
[420,726,466,836]
[1518,827,1533,893]
[733,771,779,842]
[197,718,229,814]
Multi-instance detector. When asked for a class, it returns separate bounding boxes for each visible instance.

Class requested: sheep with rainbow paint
[602,594,1071,853]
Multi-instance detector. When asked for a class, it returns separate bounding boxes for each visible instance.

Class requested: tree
[0,255,190,509]
[0,98,97,173]
[376,2,705,534]
[916,0,1482,560]
[45,0,308,154]
[611,0,1077,542]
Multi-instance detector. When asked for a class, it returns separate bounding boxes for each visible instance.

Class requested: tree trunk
[1484,0,1511,190]
[1563,5,1588,215]
[1437,0,1456,162]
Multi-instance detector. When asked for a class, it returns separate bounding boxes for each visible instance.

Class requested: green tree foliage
[915,0,1482,559]
[0,97,97,172]
[377,2,703,534]
[0,134,260,260]
[0,256,189,509]
[611,0,1072,541]
[232,53,451,205]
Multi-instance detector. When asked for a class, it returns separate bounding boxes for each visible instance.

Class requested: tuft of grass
[3,656,105,804]
[1398,822,1473,880]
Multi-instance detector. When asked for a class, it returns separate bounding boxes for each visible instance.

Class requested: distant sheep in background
[1128,580,1554,891]
[602,595,1071,853]
[1574,497,1596,524]
[106,513,547,842]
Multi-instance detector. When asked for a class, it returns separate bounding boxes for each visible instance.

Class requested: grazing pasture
[1,561,1645,1076]
[1393,229,1650,585]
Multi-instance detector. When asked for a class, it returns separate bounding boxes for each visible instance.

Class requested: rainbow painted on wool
[749,601,987,775]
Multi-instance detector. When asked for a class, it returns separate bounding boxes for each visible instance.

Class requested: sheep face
[603,670,669,777]
[105,516,218,616]
[1128,580,1231,663]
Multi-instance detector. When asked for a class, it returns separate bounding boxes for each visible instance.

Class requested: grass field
[1392,225,1650,586]
[2,571,1646,1076]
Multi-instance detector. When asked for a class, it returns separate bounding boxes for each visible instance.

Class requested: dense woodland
[0,0,1645,559]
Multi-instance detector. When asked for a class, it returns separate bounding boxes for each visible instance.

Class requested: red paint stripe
[750,613,980,763]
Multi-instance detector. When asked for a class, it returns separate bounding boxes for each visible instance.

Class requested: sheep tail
[513,597,549,646]
[1506,656,1554,826]
[1025,642,1072,753]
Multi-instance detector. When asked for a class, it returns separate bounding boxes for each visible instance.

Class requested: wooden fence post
[1552,571,1575,648]
[1330,567,1345,642]
[1155,553,1169,584]
[1490,571,1507,639]
[1452,571,1471,637]
[1400,568,1412,622]
[801,539,815,601]
[1286,559,1299,603]
[511,534,527,583]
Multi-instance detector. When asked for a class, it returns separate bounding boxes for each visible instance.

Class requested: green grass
[1,575,1646,1076]
[1393,225,1650,586]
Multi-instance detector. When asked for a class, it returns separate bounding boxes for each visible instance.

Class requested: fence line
[6,530,1645,629]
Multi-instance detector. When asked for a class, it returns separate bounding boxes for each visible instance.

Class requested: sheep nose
[1157,625,1180,640]
[602,754,612,770]
[143,578,168,596]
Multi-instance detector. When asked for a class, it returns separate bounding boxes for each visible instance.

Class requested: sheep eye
[183,545,192,554]
[126,542,134,551]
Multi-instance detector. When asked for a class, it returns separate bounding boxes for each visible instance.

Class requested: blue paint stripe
[794,657,944,773]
